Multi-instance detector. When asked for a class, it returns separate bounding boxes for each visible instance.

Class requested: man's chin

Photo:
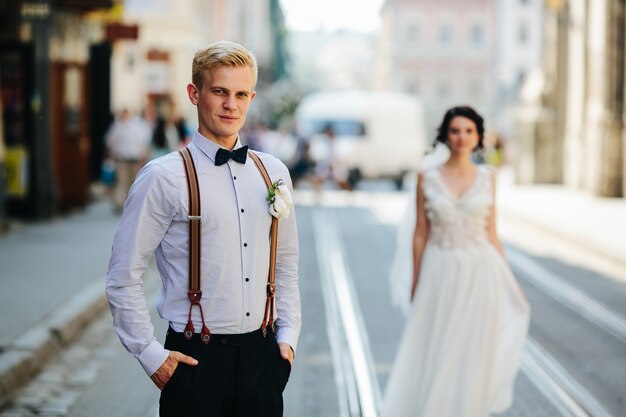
[215,123,241,135]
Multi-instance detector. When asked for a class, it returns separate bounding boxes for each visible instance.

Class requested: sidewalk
[0,201,120,408]
[497,167,626,273]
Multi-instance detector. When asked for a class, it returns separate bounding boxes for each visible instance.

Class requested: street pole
[0,72,6,232]
[24,0,56,218]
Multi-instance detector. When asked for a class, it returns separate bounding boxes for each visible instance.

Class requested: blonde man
[106,41,301,416]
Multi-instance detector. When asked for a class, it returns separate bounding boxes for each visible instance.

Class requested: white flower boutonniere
[266,179,293,219]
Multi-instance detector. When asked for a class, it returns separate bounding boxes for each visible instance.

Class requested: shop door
[51,62,90,210]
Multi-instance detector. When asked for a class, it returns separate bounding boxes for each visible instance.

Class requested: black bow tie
[215,145,249,166]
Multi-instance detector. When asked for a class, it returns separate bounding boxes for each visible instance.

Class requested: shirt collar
[191,130,245,164]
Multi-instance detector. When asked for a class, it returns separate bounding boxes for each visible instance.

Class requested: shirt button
[244,243,248,247]
[246,312,250,317]
[233,176,237,180]
[245,278,250,282]
[241,209,244,213]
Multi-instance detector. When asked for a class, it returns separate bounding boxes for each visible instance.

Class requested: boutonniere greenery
[266,179,293,219]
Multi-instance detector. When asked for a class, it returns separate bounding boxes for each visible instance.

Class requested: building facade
[376,0,497,135]
[0,0,286,219]
[0,0,116,218]
[493,0,543,138]
[111,0,281,128]
[513,0,625,198]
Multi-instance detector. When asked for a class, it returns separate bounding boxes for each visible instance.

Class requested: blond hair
[192,41,258,90]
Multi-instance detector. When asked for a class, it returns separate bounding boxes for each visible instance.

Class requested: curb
[0,280,108,410]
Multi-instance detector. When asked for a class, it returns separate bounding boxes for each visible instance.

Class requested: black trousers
[159,327,291,417]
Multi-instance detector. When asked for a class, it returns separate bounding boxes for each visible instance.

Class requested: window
[437,79,450,97]
[126,0,169,12]
[407,24,419,42]
[470,24,483,46]
[407,79,420,95]
[519,22,529,43]
[438,24,452,45]
[517,70,527,86]
[468,79,483,98]
[306,120,367,138]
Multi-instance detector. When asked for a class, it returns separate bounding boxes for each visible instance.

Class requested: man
[105,108,152,211]
[106,41,301,416]
[311,125,351,191]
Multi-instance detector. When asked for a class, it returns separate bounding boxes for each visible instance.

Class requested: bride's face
[446,116,479,156]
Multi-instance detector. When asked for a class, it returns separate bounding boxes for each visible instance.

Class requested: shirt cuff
[137,340,170,376]
[276,326,299,356]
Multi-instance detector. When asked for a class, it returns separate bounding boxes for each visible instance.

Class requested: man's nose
[223,95,236,109]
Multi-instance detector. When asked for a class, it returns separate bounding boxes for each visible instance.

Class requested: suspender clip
[188,290,202,303]
[266,283,275,297]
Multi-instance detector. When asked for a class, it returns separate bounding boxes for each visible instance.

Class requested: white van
[295,90,427,188]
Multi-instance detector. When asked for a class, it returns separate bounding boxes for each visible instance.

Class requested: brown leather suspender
[178,147,279,344]
[248,151,279,337]
[179,147,211,343]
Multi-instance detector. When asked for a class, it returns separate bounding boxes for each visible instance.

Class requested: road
[2,186,625,417]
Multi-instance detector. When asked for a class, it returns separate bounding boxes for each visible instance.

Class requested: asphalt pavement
[0,171,625,416]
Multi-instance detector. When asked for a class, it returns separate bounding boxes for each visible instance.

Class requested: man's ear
[187,83,199,105]
[250,90,256,102]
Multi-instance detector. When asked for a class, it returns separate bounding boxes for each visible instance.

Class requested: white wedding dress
[382,165,530,417]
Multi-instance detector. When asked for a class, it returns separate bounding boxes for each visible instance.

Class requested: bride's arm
[486,168,506,258]
[411,172,430,300]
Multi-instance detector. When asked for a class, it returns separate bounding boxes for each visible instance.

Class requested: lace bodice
[422,165,494,249]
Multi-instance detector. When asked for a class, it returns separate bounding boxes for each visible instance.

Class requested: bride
[383,106,530,417]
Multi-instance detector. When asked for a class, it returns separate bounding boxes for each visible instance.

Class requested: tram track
[312,206,622,417]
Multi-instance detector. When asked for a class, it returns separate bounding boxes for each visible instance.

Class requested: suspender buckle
[266,283,275,297]
[187,215,202,222]
[188,290,202,303]
[184,322,195,339]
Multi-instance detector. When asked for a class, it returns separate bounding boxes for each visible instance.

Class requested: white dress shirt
[106,131,301,376]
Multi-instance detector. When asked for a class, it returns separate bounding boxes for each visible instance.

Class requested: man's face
[187,65,256,148]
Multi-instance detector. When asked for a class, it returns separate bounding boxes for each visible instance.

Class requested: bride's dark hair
[434,105,485,150]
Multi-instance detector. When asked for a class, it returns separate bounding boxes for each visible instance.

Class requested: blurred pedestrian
[105,108,152,212]
[242,122,265,151]
[262,128,295,163]
[289,133,316,187]
[174,115,192,146]
[383,106,530,417]
[310,125,351,191]
[106,41,300,417]
[151,115,184,159]
[484,132,506,167]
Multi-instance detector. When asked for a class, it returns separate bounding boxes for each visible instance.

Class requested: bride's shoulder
[417,167,439,184]
[419,166,440,180]
[480,164,496,173]
[417,167,440,196]
[478,164,497,179]
[477,165,498,193]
